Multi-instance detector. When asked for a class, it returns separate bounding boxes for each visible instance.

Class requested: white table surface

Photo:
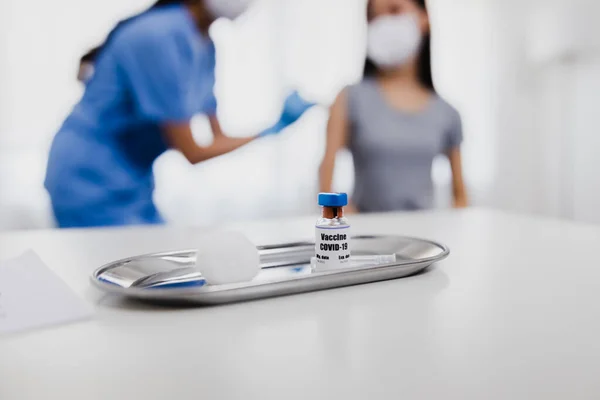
[1,208,600,399]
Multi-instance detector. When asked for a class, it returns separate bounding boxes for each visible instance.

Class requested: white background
[0,0,598,230]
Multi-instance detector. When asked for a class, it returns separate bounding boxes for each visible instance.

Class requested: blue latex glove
[260,91,315,137]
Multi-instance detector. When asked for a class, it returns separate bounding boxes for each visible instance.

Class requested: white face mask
[367,14,423,69]
[204,0,253,20]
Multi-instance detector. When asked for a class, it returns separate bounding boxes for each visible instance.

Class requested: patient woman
[319,0,467,213]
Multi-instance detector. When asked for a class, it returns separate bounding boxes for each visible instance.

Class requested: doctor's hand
[259,91,315,138]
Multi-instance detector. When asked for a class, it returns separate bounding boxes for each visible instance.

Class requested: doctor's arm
[164,118,255,165]
[164,90,314,165]
[118,32,312,164]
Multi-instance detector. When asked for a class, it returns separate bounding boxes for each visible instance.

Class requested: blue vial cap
[318,193,348,207]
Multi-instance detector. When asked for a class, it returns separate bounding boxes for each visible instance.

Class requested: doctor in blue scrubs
[45,0,313,228]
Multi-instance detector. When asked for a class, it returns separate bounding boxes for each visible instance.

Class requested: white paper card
[0,251,93,335]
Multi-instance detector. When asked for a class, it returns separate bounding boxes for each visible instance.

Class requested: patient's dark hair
[363,0,435,92]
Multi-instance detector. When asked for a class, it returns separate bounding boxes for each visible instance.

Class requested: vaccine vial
[315,193,351,271]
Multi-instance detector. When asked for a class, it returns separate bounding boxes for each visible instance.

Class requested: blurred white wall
[492,0,600,223]
[0,0,598,230]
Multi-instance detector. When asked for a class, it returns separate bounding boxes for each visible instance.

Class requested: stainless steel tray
[91,235,449,306]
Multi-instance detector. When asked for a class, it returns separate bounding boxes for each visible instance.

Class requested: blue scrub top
[45,5,217,227]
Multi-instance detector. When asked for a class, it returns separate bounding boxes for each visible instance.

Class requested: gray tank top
[347,78,463,212]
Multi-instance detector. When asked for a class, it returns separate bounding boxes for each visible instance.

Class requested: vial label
[315,226,351,270]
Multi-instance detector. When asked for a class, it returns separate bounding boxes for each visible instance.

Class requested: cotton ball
[196,231,260,285]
